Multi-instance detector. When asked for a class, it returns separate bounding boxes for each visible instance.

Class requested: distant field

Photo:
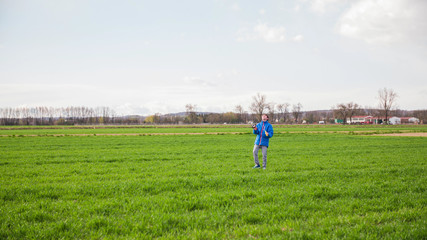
[0,126,426,239]
[0,124,426,136]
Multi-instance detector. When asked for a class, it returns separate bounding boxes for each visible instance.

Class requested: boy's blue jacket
[253,120,273,147]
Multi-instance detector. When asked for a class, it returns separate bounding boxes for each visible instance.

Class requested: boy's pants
[253,144,267,168]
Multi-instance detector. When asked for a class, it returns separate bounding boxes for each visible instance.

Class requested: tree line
[1,88,425,125]
[330,88,425,124]
[125,88,426,125]
[246,88,425,125]
[0,106,118,125]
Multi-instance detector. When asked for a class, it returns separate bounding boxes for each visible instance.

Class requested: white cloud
[115,101,178,116]
[237,23,286,43]
[310,0,342,14]
[255,23,286,42]
[115,103,151,116]
[0,83,128,108]
[231,3,240,11]
[293,35,304,42]
[259,9,266,15]
[216,69,240,79]
[236,28,255,42]
[312,48,320,54]
[337,0,427,45]
[183,76,216,87]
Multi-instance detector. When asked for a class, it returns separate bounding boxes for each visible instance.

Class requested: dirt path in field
[373,132,427,137]
[0,132,245,137]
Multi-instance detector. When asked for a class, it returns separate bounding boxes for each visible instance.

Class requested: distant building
[390,117,420,125]
[347,116,374,124]
[401,117,420,124]
[337,116,421,125]
[389,117,401,125]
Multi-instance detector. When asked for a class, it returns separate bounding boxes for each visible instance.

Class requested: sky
[1,0,426,116]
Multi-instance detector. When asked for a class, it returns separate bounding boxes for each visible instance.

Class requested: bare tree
[363,106,377,117]
[0,108,4,125]
[413,110,427,124]
[266,102,276,122]
[21,107,31,125]
[234,105,245,123]
[292,103,303,124]
[153,113,161,124]
[1,108,16,125]
[305,111,324,124]
[346,102,360,124]
[276,103,290,123]
[185,104,198,123]
[378,88,398,124]
[333,104,347,124]
[250,93,268,122]
[333,102,360,124]
[101,106,111,124]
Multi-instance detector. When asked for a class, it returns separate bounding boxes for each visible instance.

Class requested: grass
[0,124,426,136]
[0,126,426,239]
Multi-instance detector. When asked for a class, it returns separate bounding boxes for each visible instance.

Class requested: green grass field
[0,124,426,136]
[1,125,426,239]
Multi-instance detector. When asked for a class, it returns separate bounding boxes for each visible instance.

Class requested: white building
[389,117,401,125]
[409,117,420,123]
[389,117,420,125]
[346,116,374,124]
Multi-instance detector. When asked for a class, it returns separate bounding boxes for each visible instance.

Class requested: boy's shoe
[253,165,261,169]
[263,167,266,170]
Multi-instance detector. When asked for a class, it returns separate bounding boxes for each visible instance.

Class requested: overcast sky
[1,0,426,115]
